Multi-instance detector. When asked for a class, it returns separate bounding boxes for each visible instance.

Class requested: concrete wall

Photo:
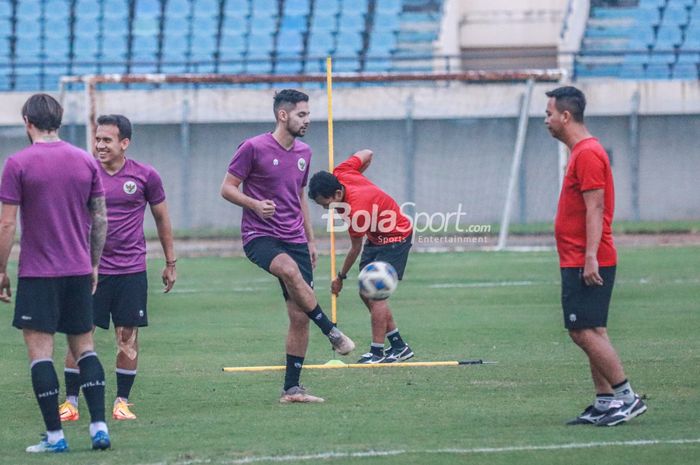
[1,81,698,231]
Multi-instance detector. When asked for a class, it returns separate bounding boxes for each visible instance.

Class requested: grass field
[0,245,698,465]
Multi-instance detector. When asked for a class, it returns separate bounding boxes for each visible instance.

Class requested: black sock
[370,343,384,357]
[64,368,81,398]
[307,305,335,335]
[77,352,106,423]
[116,369,137,400]
[386,329,406,349]
[284,354,304,391]
[30,360,61,432]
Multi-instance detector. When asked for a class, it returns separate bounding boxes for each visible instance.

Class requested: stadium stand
[577,0,700,80]
[0,0,445,91]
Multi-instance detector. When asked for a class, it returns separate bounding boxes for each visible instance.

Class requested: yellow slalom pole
[326,56,337,324]
[223,360,495,373]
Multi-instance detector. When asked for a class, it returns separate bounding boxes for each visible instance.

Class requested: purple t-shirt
[99,158,166,275]
[0,141,104,278]
[227,133,311,245]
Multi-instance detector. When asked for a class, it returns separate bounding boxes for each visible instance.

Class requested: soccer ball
[358,261,399,300]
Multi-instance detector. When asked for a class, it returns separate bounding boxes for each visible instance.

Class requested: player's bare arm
[332,235,363,296]
[299,190,317,268]
[353,149,373,173]
[220,172,276,219]
[582,188,604,286]
[151,201,177,293]
[89,195,108,293]
[0,203,18,303]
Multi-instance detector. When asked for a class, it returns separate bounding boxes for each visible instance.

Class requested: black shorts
[561,266,616,330]
[243,236,314,301]
[93,272,148,329]
[359,236,412,280]
[13,275,94,335]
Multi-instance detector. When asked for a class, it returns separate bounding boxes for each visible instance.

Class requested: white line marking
[173,438,700,465]
[429,280,541,288]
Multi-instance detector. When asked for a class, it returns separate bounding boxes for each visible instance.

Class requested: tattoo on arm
[89,196,108,267]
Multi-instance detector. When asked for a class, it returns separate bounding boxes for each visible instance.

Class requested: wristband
[337,272,347,280]
[166,259,177,267]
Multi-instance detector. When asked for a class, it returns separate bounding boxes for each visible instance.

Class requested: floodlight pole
[497,78,535,251]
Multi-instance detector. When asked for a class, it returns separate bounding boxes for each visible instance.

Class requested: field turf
[0,245,698,464]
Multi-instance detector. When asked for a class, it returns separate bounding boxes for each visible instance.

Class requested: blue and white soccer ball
[358,261,399,300]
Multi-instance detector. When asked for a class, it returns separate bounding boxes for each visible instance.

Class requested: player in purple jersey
[57,114,177,423]
[0,94,111,452]
[221,89,355,403]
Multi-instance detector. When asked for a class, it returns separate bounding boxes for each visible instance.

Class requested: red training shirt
[554,137,617,268]
[333,155,412,245]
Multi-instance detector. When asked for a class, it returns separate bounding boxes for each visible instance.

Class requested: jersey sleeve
[89,158,105,199]
[333,154,363,176]
[145,166,166,206]
[576,149,607,192]
[0,158,22,204]
[228,140,255,181]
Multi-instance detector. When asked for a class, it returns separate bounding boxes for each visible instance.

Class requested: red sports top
[555,137,617,268]
[333,155,412,245]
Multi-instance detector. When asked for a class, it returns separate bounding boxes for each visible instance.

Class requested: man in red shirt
[546,86,646,427]
[308,149,414,364]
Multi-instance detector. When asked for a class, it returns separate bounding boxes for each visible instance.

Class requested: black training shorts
[93,271,149,329]
[13,275,94,335]
[359,236,412,280]
[561,266,616,330]
[243,236,314,301]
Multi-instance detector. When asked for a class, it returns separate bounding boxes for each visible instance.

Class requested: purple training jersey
[0,141,104,278]
[228,133,311,245]
[99,158,166,275]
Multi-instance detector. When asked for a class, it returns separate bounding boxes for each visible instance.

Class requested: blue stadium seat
[333,56,359,72]
[161,33,189,60]
[655,25,684,47]
[285,0,311,16]
[100,34,129,61]
[165,0,190,18]
[363,57,391,72]
[44,17,71,39]
[628,26,655,48]
[104,0,130,12]
[252,0,278,14]
[638,0,665,8]
[245,58,272,74]
[193,0,222,16]
[46,0,71,18]
[220,31,247,56]
[275,57,303,74]
[310,11,337,32]
[16,19,41,38]
[622,52,650,66]
[277,30,304,55]
[223,14,247,33]
[375,0,402,15]
[280,14,307,30]
[367,31,396,55]
[164,15,189,34]
[0,1,12,18]
[73,38,100,60]
[131,35,159,60]
[661,6,689,26]
[44,38,70,61]
[374,12,400,32]
[136,0,162,18]
[249,14,277,33]
[338,12,365,31]
[102,17,130,36]
[17,0,42,21]
[340,0,368,14]
[633,7,662,26]
[671,62,698,78]
[315,0,340,14]
[677,51,700,63]
[132,17,160,36]
[335,31,362,54]
[307,31,335,56]
[218,60,245,73]
[224,0,250,17]
[648,52,675,64]
[189,33,217,60]
[667,0,696,8]
[74,0,100,20]
[304,57,325,73]
[193,15,219,33]
[247,32,275,55]
[645,63,670,78]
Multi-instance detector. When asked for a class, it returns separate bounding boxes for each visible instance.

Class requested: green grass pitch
[0,245,698,464]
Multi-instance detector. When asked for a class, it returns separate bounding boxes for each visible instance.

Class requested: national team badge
[123,181,137,195]
[297,158,307,172]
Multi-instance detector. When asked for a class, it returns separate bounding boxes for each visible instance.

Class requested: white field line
[171,438,700,465]
[428,277,700,289]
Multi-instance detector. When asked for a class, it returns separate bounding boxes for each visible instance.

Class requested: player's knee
[568,328,594,348]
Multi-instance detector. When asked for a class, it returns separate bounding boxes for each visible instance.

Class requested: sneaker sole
[601,403,648,427]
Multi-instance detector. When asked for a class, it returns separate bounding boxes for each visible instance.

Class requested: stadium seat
[633,7,662,26]
[223,14,247,33]
[220,31,247,56]
[249,14,277,33]
[285,0,311,16]
[671,62,698,78]
[44,17,71,39]
[0,1,12,19]
[310,11,337,32]
[136,0,162,18]
[655,25,684,47]
[252,0,278,14]
[193,0,221,16]
[277,30,304,55]
[645,63,671,78]
[661,6,689,26]
[280,14,307,31]
[190,33,217,60]
[15,19,41,39]
[335,31,363,54]
[307,31,335,56]
[245,58,273,74]
[102,17,130,36]
[131,35,160,60]
[74,0,100,20]
[275,57,303,74]
[363,57,392,72]
[161,33,189,60]
[247,32,275,55]
[374,12,401,32]
[17,0,42,21]
[224,0,250,17]
[367,31,396,55]
[132,16,160,36]
[315,0,340,14]
[165,0,191,18]
[375,0,402,15]
[638,0,666,8]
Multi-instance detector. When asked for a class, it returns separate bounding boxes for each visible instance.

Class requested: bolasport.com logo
[320,202,492,245]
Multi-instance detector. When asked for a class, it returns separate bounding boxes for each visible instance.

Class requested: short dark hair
[545,86,586,122]
[308,171,343,200]
[96,114,132,140]
[22,93,63,131]
[273,89,309,117]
